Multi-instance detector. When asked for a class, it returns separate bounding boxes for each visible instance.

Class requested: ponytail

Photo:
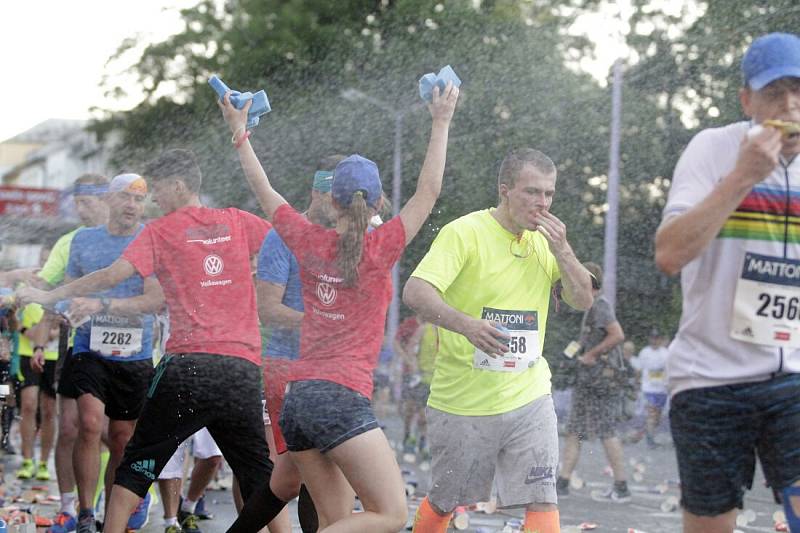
[337,191,370,286]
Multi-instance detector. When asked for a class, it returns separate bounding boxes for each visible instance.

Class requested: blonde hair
[337,191,370,286]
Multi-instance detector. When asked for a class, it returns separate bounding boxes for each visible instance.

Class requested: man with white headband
[57,173,164,533]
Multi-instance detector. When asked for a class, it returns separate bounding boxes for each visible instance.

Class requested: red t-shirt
[123,206,271,364]
[272,204,406,398]
[396,316,421,349]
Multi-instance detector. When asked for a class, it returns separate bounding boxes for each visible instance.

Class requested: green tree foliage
[95,0,799,364]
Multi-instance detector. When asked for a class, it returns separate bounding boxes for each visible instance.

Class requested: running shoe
[591,486,631,503]
[36,460,51,480]
[47,511,77,533]
[127,491,152,530]
[194,496,213,520]
[178,513,201,533]
[75,513,96,533]
[16,458,34,479]
[165,525,182,533]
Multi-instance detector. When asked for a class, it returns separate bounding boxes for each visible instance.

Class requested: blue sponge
[418,65,462,103]
[209,75,271,128]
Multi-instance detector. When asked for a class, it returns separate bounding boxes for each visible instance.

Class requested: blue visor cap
[742,32,800,90]
[332,155,382,209]
[312,171,334,193]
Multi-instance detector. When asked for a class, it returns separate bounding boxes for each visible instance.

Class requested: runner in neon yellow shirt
[38,174,110,533]
[16,301,59,481]
[404,148,593,533]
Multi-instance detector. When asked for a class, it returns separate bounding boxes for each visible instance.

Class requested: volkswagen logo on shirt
[203,254,224,276]
[316,282,337,307]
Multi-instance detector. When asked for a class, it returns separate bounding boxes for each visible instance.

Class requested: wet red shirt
[272,204,406,398]
[123,206,270,364]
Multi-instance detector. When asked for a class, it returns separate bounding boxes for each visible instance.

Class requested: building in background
[0,120,118,268]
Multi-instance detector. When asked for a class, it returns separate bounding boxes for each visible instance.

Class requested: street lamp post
[340,89,421,360]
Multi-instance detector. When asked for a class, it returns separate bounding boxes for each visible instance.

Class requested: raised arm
[655,127,782,276]
[16,258,137,308]
[218,94,288,220]
[398,83,459,243]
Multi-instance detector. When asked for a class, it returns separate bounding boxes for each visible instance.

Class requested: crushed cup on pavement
[452,506,469,530]
[660,496,679,513]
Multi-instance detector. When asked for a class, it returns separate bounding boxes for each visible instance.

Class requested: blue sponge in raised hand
[209,75,271,128]
[418,65,462,103]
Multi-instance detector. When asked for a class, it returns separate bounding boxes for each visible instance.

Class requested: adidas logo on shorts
[131,459,156,480]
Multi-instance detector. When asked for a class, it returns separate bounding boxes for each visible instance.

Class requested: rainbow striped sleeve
[719,185,800,243]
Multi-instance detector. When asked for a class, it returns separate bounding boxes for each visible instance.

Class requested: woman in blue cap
[220,81,458,532]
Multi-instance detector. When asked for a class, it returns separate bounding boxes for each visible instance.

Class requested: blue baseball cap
[332,155,382,209]
[742,32,800,90]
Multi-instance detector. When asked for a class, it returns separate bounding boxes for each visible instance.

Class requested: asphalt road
[0,399,785,533]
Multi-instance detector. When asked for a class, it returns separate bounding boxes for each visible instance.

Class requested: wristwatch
[100,297,111,314]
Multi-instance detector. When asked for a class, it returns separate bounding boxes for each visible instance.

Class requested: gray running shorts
[426,394,559,512]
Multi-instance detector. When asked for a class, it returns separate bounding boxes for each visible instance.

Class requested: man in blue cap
[656,32,800,533]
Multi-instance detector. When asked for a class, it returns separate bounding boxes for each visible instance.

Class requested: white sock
[60,492,77,515]
[180,498,197,514]
[163,517,178,527]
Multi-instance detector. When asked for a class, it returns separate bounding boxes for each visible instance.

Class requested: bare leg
[683,509,736,533]
[103,484,142,532]
[158,478,182,521]
[185,456,221,501]
[263,425,292,533]
[56,396,79,495]
[18,385,38,461]
[74,394,104,511]
[601,436,626,483]
[38,393,56,463]
[105,419,137,516]
[293,428,405,533]
[559,433,581,480]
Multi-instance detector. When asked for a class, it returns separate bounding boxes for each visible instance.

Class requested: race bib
[89,314,144,357]
[731,252,800,348]
[473,307,540,373]
[647,369,665,382]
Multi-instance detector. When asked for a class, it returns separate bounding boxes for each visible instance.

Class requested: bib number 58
[508,336,527,355]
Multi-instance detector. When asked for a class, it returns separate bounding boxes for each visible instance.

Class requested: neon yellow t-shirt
[38,228,80,287]
[18,304,59,361]
[410,209,561,416]
[418,323,438,385]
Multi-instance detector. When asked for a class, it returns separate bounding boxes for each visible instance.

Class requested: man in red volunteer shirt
[17,149,289,533]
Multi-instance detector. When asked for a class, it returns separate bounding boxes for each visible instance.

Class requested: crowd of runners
[0,31,799,533]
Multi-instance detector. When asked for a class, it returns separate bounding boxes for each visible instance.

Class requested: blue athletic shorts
[644,392,668,409]
[670,373,800,516]
[279,379,379,453]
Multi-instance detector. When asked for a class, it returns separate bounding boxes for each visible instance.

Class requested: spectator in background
[631,330,669,448]
[556,262,630,503]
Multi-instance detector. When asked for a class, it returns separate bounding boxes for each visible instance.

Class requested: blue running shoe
[47,512,77,533]
[127,491,152,530]
[194,496,213,520]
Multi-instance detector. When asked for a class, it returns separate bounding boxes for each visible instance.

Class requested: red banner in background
[0,186,60,217]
